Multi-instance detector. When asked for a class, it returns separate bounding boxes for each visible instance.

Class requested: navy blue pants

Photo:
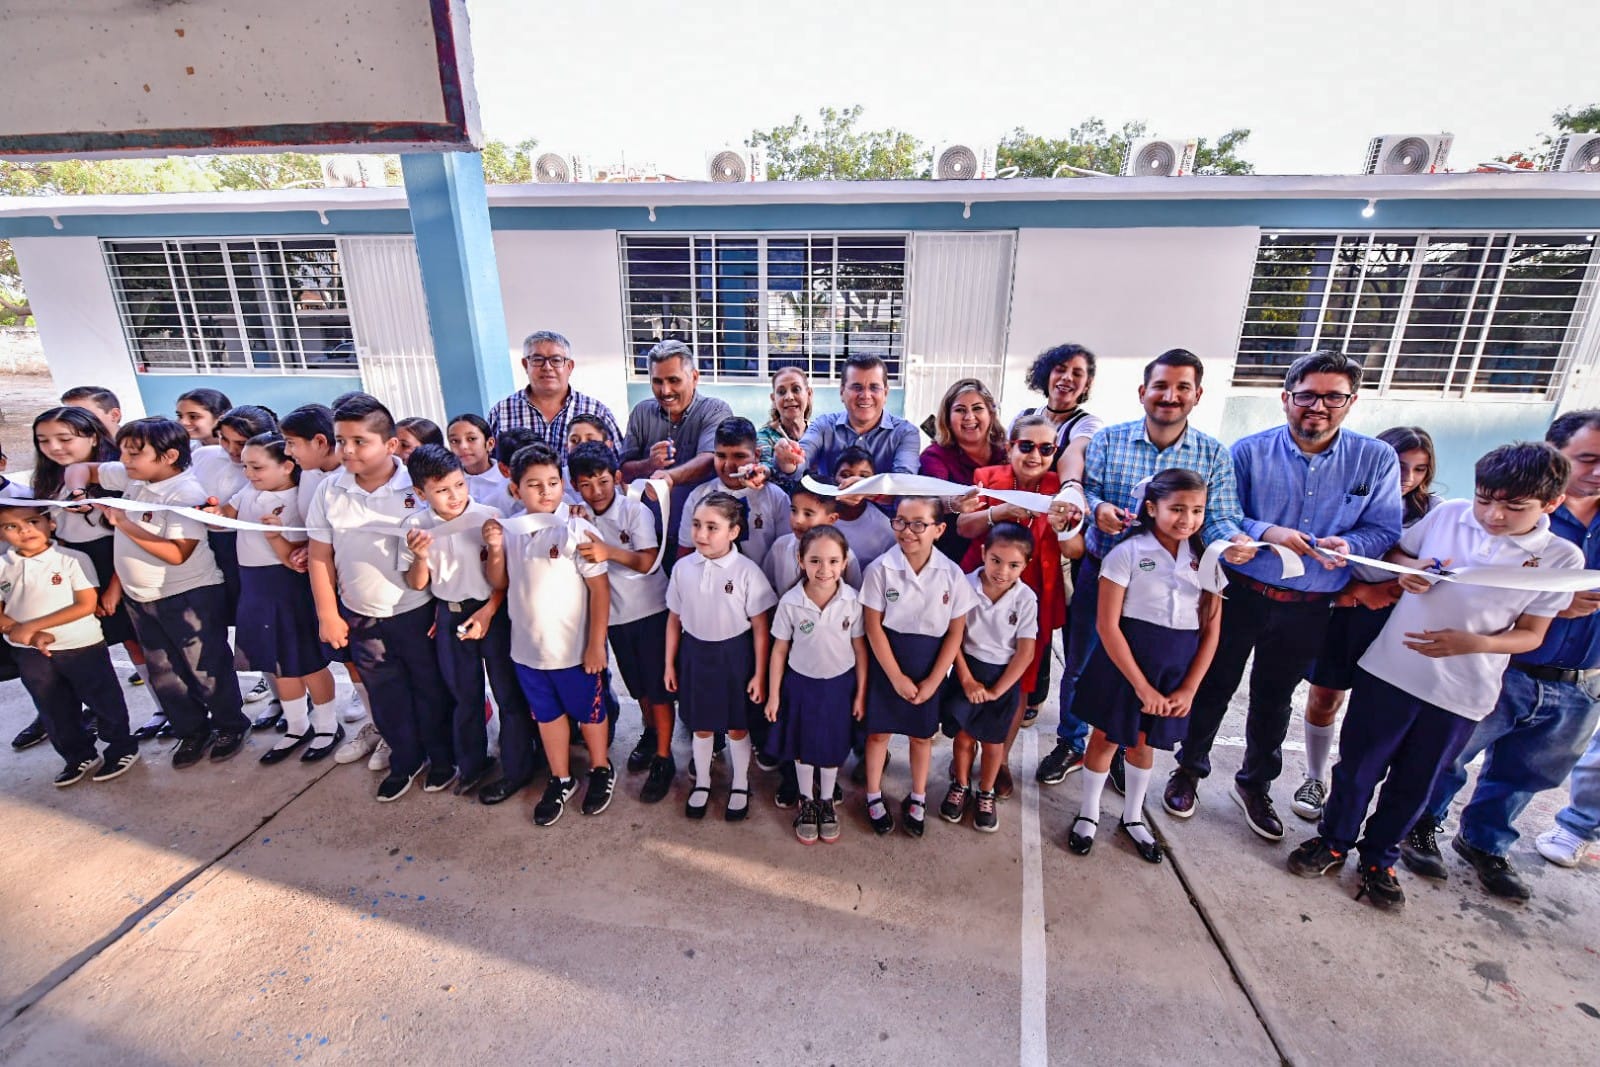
[1054,553,1102,750]
[125,584,247,741]
[1320,668,1476,868]
[346,602,452,778]
[15,642,132,764]
[433,598,530,782]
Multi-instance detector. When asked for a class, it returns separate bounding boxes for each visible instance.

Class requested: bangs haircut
[280,404,335,446]
[566,442,620,481]
[405,444,463,489]
[714,416,759,450]
[116,417,193,470]
[1475,442,1570,505]
[791,484,840,513]
[510,443,562,484]
[494,427,538,465]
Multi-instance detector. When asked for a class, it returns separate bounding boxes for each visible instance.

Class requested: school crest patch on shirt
[0,581,10,594]
[799,619,815,634]
[754,515,764,529]
[886,588,900,602]
[619,531,631,545]
[403,493,417,509]
[1138,558,1156,572]
[1523,556,1541,568]
[1008,611,1018,625]
[142,512,154,523]
[724,580,735,594]
[549,545,561,559]
[50,572,62,586]
[942,591,950,605]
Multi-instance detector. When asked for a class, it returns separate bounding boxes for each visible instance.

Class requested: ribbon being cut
[798,472,1090,541]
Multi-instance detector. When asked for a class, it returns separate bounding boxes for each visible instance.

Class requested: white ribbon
[1201,537,1600,596]
[1197,539,1308,595]
[799,473,1088,541]
[564,477,672,578]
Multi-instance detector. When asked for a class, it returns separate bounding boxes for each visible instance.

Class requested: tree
[1497,103,1600,166]
[749,106,924,180]
[999,119,1254,177]
[0,240,29,325]
[481,138,539,184]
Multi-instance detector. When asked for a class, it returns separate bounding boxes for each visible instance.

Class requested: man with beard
[1402,410,1600,899]
[1162,351,1402,839]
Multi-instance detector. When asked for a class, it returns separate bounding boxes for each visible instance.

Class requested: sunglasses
[1011,440,1058,457]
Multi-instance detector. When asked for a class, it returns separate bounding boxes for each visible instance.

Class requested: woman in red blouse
[919,378,1007,562]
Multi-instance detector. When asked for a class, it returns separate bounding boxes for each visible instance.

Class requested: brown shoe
[1162,769,1199,818]
[995,763,1015,800]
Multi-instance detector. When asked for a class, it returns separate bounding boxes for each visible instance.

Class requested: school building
[2,170,1597,492]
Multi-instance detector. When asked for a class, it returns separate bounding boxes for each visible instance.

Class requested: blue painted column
[400,151,513,418]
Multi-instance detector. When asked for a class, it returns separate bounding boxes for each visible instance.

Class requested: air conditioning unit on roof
[530,151,590,183]
[705,147,767,182]
[1363,134,1453,174]
[321,155,388,188]
[1120,138,1199,176]
[930,143,997,179]
[1546,132,1600,173]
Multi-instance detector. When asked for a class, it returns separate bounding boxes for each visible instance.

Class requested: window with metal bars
[103,238,357,375]
[620,233,908,383]
[1234,231,1600,399]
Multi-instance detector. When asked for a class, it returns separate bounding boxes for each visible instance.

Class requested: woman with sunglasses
[920,378,1008,562]
[953,414,1084,796]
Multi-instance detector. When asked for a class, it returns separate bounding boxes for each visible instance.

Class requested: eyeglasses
[1288,391,1353,409]
[1011,440,1058,457]
[525,356,570,369]
[889,518,934,534]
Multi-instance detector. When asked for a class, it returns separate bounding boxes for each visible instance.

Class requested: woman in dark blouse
[919,377,1007,561]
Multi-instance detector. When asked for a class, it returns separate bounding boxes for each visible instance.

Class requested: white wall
[1000,226,1261,435]
[492,230,629,422]
[11,236,145,418]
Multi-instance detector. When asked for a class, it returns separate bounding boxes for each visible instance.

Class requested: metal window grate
[620,233,908,383]
[1234,231,1600,399]
[103,238,357,375]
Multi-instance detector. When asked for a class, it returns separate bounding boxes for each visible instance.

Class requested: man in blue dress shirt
[1165,351,1403,840]
[772,354,921,482]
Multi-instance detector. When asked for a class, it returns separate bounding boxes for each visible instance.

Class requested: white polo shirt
[44,486,113,546]
[834,507,898,567]
[191,445,246,504]
[467,467,518,516]
[1098,531,1204,631]
[296,466,335,522]
[504,517,609,669]
[859,546,982,637]
[666,549,778,643]
[305,461,429,618]
[1359,499,1584,720]
[98,465,221,603]
[771,582,864,679]
[585,492,668,626]
[229,485,307,567]
[962,570,1040,665]
[0,545,103,651]
[763,531,863,596]
[405,501,498,605]
[678,479,791,568]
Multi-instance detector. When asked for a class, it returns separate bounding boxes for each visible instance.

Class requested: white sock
[1305,721,1336,783]
[353,682,374,718]
[728,734,753,794]
[1122,764,1155,846]
[1076,768,1109,829]
[692,735,713,789]
[795,761,817,800]
[273,696,310,751]
[308,699,336,734]
[818,766,837,802]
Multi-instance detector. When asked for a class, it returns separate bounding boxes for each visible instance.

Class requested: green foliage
[999,119,1254,176]
[481,138,540,184]
[749,106,925,180]
[0,239,28,325]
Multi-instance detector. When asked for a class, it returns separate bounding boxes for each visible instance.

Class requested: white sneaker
[1291,777,1327,821]
[367,738,391,772]
[340,691,367,724]
[243,677,273,704]
[333,722,379,765]
[1535,826,1590,868]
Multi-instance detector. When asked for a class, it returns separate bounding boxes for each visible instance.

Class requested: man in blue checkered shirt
[486,330,622,452]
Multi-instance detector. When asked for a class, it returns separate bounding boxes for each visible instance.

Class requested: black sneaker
[939,782,970,823]
[817,798,841,843]
[535,776,580,826]
[775,761,800,808]
[376,769,418,803]
[1108,748,1127,796]
[902,794,926,839]
[627,728,657,774]
[1452,835,1531,901]
[55,756,99,787]
[92,749,140,782]
[1355,863,1406,910]
[479,776,529,806]
[1036,740,1084,785]
[1163,769,1199,818]
[866,794,895,836]
[973,790,999,833]
[11,716,47,751]
[794,798,820,845]
[423,765,458,793]
[1399,817,1448,880]
[640,755,676,804]
[1287,836,1347,877]
[172,734,211,769]
[208,730,247,762]
[1232,784,1284,840]
[581,766,616,816]
[754,751,781,773]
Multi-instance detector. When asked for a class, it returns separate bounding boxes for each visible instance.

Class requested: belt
[1238,576,1334,605]
[1510,661,1600,685]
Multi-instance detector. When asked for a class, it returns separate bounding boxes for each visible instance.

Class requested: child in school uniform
[940,523,1040,834]
[566,413,615,452]
[491,428,537,514]
[306,396,453,803]
[765,525,867,844]
[830,446,898,566]
[401,444,532,798]
[1067,469,1221,863]
[677,417,790,570]
[859,495,982,837]
[0,504,137,784]
[208,405,281,719]
[764,484,863,596]
[665,491,779,821]
[64,416,250,767]
[395,417,444,462]
[175,388,230,447]
[60,385,123,437]
[483,442,614,825]
[1287,442,1584,910]
[448,414,514,515]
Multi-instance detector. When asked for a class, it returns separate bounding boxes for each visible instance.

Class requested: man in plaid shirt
[487,330,622,452]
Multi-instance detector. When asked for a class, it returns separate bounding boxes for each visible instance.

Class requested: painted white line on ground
[1214,736,1305,752]
[1019,728,1049,1067]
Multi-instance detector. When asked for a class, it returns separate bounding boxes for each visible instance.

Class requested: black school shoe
[1108,749,1127,796]
[581,766,616,816]
[301,724,344,763]
[377,767,420,803]
[1232,784,1284,840]
[55,756,100,787]
[171,734,212,769]
[866,795,895,836]
[453,761,496,796]
[423,765,458,793]
[260,731,311,765]
[133,714,168,742]
[535,776,580,826]
[250,703,284,732]
[1287,836,1347,877]
[627,729,657,774]
[1399,817,1448,880]
[1452,835,1532,901]
[1355,864,1405,910]
[478,776,529,806]
[11,716,47,751]
[901,794,926,838]
[209,730,248,763]
[640,755,675,804]
[775,762,800,808]
[1035,740,1084,785]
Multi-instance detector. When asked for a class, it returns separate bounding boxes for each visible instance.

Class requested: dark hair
[217,405,279,443]
[448,413,493,441]
[894,495,942,523]
[843,354,888,385]
[280,404,335,447]
[983,521,1036,559]
[714,416,758,450]
[495,426,537,465]
[1142,348,1205,386]
[330,391,377,411]
[1475,442,1570,504]
[405,443,463,488]
[60,385,120,411]
[333,396,396,440]
[933,378,1006,452]
[1546,409,1600,450]
[790,484,840,513]
[396,417,444,447]
[244,432,301,486]
[1127,467,1209,556]
[31,406,118,501]
[1024,343,1097,405]
[798,525,849,571]
[116,417,193,471]
[568,413,612,441]
[835,445,875,473]
[176,388,232,419]
[567,441,620,481]
[509,443,562,484]
[1377,426,1437,523]
[694,490,745,533]
[1284,350,1364,393]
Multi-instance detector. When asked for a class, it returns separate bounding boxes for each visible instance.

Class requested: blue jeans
[1556,724,1600,841]
[1053,555,1101,751]
[1425,666,1600,857]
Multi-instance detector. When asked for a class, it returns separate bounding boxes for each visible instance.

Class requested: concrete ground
[0,648,1594,1066]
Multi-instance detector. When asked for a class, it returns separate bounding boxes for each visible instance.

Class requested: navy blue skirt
[1076,617,1199,751]
[58,536,135,647]
[865,630,946,739]
[235,564,329,678]
[1305,604,1393,691]
[678,631,758,733]
[943,656,1022,745]
[767,668,855,767]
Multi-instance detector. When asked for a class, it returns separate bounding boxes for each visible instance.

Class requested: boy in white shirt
[677,417,790,569]
[307,397,453,803]
[1288,443,1585,910]
[830,447,898,567]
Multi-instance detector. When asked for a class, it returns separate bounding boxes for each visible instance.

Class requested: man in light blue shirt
[1166,351,1402,839]
[772,355,921,482]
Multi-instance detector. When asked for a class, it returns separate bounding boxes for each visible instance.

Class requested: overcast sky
[468,0,1597,177]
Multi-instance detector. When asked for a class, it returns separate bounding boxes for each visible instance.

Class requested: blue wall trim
[132,373,364,421]
[0,210,415,240]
